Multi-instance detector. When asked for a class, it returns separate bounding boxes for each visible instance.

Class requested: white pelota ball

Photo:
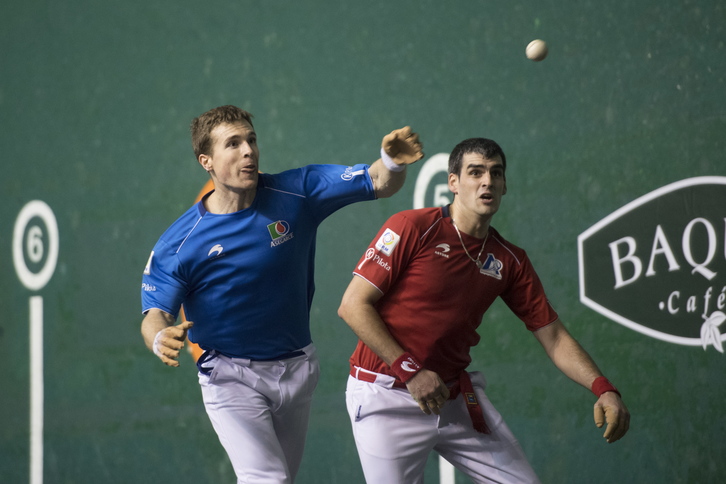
[526,39,548,61]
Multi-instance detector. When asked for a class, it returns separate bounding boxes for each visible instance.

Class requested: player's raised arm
[533,319,630,443]
[368,126,424,199]
[141,308,193,367]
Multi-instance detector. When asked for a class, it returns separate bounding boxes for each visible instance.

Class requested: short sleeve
[140,239,188,317]
[500,253,559,331]
[352,212,419,295]
[300,164,376,221]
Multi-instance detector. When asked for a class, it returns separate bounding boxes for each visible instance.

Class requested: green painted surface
[2,1,724,482]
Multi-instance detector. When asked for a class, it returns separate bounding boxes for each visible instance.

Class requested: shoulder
[159,203,204,239]
[155,202,205,251]
[488,227,529,266]
[258,169,300,189]
[383,207,445,243]
[388,207,443,226]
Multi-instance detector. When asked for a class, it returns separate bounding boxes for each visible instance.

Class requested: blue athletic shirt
[141,163,375,359]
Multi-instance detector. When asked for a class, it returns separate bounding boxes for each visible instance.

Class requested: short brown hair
[190,105,254,158]
[448,138,506,176]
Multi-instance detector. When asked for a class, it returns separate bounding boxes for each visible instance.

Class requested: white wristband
[153,330,164,357]
[381,147,405,172]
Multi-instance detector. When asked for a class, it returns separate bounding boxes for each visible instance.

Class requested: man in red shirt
[338,138,630,483]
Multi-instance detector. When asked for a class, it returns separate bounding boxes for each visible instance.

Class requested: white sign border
[578,176,726,347]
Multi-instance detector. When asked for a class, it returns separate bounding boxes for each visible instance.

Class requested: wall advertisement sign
[578,177,726,352]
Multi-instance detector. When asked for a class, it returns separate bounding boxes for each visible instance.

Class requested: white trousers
[199,344,319,484]
[346,370,541,484]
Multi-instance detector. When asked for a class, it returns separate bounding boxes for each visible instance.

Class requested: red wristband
[591,376,621,397]
[390,352,423,383]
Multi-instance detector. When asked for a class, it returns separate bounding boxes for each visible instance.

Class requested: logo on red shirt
[479,253,503,279]
[375,228,400,256]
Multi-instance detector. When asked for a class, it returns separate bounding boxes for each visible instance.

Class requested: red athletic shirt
[349,205,559,383]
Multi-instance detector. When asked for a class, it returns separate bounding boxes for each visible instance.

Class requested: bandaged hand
[381,126,424,167]
[153,320,194,367]
[406,369,450,416]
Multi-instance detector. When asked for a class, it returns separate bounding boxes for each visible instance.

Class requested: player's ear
[199,154,212,172]
[448,172,459,195]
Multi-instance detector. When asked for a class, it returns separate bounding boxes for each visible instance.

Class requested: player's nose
[480,171,492,186]
[239,141,254,156]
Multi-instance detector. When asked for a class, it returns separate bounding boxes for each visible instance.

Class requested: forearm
[141,309,175,351]
[535,321,603,389]
[551,336,602,388]
[368,158,407,199]
[535,320,630,442]
[338,296,405,366]
[339,276,450,415]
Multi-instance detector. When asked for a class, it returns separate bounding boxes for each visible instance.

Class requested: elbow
[375,187,398,199]
[337,301,350,322]
[338,293,360,326]
[370,165,406,199]
[374,179,394,199]
[375,176,406,199]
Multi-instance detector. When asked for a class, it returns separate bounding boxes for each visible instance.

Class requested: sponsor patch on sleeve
[375,228,400,256]
[143,251,154,275]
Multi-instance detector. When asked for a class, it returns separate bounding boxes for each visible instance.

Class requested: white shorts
[346,369,541,484]
[199,344,319,484]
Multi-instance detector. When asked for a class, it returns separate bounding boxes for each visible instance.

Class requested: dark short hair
[190,105,254,158]
[448,138,507,176]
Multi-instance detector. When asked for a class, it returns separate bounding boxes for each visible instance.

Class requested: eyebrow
[465,162,504,170]
[224,131,256,143]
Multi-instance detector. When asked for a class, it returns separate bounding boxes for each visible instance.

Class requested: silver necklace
[451,218,489,269]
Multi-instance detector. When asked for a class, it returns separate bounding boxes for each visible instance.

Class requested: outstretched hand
[153,320,194,367]
[382,126,424,166]
[594,391,630,443]
[406,369,450,415]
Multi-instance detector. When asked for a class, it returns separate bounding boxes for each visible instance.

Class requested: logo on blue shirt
[268,220,294,247]
[341,166,366,181]
[208,244,224,257]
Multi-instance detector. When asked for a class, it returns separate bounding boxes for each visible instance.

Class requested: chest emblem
[435,243,451,258]
[207,244,224,257]
[267,220,294,247]
[479,253,503,279]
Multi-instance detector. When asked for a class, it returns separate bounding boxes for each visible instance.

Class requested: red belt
[350,367,407,389]
[350,367,490,434]
[448,372,491,434]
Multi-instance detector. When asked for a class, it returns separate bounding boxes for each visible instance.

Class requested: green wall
[2,1,725,482]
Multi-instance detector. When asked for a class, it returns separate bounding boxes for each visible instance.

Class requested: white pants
[346,370,541,484]
[199,344,319,484]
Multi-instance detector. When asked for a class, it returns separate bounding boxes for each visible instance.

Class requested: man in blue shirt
[140,105,423,483]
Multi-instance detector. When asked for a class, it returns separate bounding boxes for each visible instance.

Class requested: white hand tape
[381,147,405,172]
[153,330,165,357]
